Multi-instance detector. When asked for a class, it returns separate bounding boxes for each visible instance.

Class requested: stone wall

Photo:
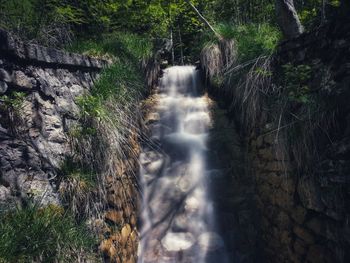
[208,103,262,262]
[0,29,148,263]
[0,29,107,209]
[250,15,350,263]
[202,13,350,263]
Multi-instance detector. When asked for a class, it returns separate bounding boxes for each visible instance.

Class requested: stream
[138,66,229,263]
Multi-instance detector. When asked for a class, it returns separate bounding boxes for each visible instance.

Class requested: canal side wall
[201,14,350,263]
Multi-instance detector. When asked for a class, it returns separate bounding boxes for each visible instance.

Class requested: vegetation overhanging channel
[0,0,349,263]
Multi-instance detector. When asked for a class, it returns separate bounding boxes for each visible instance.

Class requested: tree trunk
[170,29,175,65]
[178,27,184,65]
[275,0,304,39]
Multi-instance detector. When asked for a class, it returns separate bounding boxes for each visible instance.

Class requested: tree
[184,0,220,38]
[275,0,304,39]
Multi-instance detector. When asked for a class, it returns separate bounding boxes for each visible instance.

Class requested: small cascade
[138,66,228,263]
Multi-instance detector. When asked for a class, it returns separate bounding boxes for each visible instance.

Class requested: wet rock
[184,197,200,212]
[161,232,195,252]
[177,177,192,192]
[142,239,163,262]
[173,214,188,230]
[0,81,8,94]
[144,159,164,174]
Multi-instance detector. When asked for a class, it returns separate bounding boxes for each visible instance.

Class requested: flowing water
[138,66,228,263]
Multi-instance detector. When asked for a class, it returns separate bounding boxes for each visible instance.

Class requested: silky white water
[138,66,228,263]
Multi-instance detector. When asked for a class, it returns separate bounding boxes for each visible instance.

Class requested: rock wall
[99,132,141,263]
[250,15,350,263]
[0,28,148,263]
[208,103,262,262]
[0,29,107,209]
[202,13,350,263]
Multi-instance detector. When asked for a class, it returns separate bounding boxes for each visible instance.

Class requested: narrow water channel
[138,66,228,263]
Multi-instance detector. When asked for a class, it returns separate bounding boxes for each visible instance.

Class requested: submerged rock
[161,232,195,252]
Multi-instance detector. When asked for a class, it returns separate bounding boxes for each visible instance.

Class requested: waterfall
[138,66,228,263]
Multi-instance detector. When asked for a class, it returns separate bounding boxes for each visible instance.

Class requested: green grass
[218,23,281,62]
[200,23,281,63]
[65,31,152,225]
[60,158,96,188]
[0,205,96,263]
[0,92,26,112]
[67,31,153,63]
[68,31,152,123]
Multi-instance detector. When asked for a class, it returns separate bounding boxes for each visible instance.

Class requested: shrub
[0,205,96,263]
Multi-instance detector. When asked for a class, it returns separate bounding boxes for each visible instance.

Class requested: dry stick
[184,0,221,39]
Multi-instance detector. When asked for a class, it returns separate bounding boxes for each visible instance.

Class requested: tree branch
[184,0,221,39]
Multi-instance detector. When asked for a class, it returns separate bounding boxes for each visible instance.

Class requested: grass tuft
[66,32,153,62]
[0,205,96,263]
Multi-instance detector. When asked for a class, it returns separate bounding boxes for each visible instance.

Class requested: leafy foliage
[282,63,313,104]
[295,0,341,29]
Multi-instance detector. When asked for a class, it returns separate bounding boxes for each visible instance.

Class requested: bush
[0,205,96,263]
